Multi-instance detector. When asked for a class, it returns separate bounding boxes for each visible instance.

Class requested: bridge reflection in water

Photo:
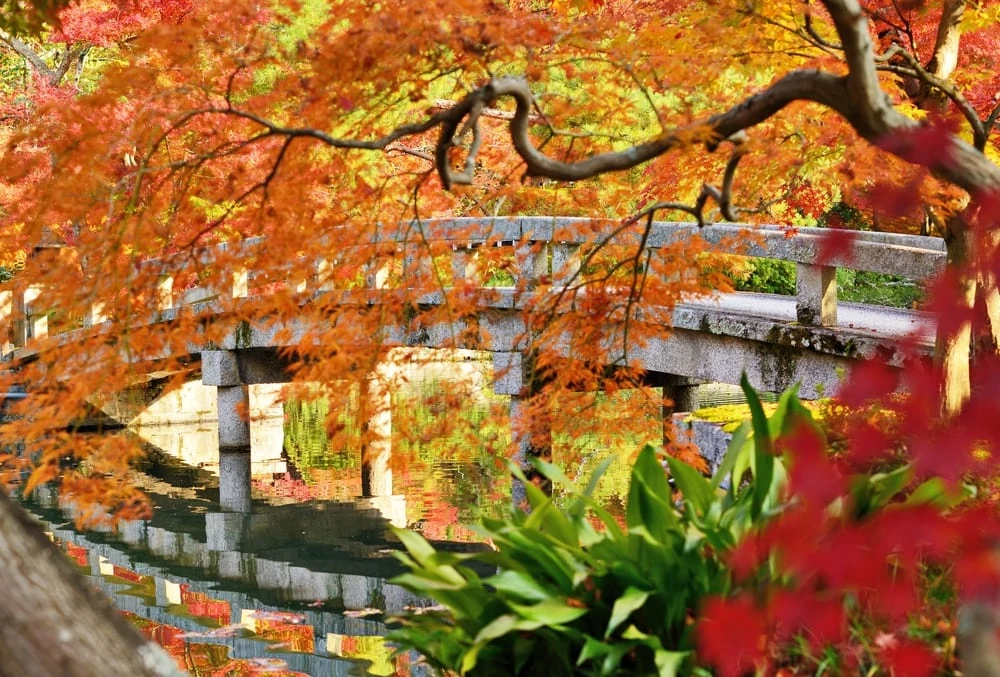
[28,353,676,674]
[31,508,433,676]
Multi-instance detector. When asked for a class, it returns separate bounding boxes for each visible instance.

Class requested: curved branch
[179,0,1000,210]
[876,45,986,147]
[820,0,1000,194]
[482,71,850,182]
[0,29,55,81]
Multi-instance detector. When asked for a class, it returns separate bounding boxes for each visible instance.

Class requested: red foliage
[696,594,767,677]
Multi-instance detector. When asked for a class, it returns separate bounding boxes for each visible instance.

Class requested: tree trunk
[976,231,1000,356]
[938,227,976,417]
[0,489,185,677]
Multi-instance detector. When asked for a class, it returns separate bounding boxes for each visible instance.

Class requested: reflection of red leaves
[696,594,767,677]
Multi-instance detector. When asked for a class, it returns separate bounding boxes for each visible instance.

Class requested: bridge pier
[360,364,393,498]
[203,347,398,507]
[202,350,253,513]
[493,351,551,506]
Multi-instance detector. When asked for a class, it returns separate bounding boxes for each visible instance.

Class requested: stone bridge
[1,218,945,508]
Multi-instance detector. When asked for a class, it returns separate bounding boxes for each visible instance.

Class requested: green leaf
[867,464,912,509]
[654,649,687,677]
[741,374,774,520]
[392,526,438,569]
[666,456,715,516]
[905,477,975,509]
[508,598,589,625]
[712,420,750,492]
[627,445,680,536]
[582,456,616,499]
[463,614,542,674]
[487,570,552,603]
[577,636,612,666]
[605,586,650,638]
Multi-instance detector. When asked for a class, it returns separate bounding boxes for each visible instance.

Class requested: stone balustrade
[0,219,946,354]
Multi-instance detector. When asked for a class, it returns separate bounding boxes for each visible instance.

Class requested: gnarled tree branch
[183,1,999,216]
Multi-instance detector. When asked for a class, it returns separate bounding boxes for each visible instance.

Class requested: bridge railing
[1,218,946,353]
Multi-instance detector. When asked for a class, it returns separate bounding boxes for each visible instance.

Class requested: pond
[22,358,680,675]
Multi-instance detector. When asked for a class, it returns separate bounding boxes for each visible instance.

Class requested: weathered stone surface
[201,349,241,386]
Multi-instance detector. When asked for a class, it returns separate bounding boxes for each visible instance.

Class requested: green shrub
[732,257,796,296]
[387,378,806,676]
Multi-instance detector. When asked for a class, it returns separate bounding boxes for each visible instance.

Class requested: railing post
[231,267,249,299]
[796,263,837,326]
[451,243,480,285]
[0,290,14,355]
[551,242,581,287]
[25,284,47,339]
[316,257,334,291]
[515,238,548,288]
[85,301,106,328]
[156,275,174,312]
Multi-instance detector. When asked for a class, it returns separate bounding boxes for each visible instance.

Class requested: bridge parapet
[1,218,944,355]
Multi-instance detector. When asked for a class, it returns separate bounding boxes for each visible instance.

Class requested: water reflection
[41,523,426,676]
[129,371,515,541]
[34,357,671,675]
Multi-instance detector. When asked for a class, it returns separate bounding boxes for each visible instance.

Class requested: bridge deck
[690,292,934,343]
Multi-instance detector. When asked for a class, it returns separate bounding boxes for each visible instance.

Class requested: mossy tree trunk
[0,490,184,677]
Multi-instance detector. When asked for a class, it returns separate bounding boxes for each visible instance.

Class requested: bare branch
[0,29,56,82]
[876,45,986,147]
[803,0,842,51]
[49,43,86,86]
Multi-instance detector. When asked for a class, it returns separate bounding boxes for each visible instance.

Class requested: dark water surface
[24,373,668,675]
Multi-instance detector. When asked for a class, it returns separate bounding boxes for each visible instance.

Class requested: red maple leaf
[696,594,767,677]
[836,358,899,408]
[778,423,846,508]
[876,116,960,169]
[878,638,939,677]
[866,173,927,221]
[816,214,856,266]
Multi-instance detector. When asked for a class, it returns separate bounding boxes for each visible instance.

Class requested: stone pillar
[360,367,393,498]
[494,351,552,507]
[202,350,252,513]
[644,372,702,449]
[0,290,14,355]
[218,444,252,513]
[24,284,46,340]
[796,262,837,326]
[205,511,250,551]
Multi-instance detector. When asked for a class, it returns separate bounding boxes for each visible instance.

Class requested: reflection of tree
[326,633,395,676]
[552,388,661,510]
[279,375,513,533]
[283,396,360,473]
[392,381,510,529]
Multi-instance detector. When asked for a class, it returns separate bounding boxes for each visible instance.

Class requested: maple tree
[0,0,998,674]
